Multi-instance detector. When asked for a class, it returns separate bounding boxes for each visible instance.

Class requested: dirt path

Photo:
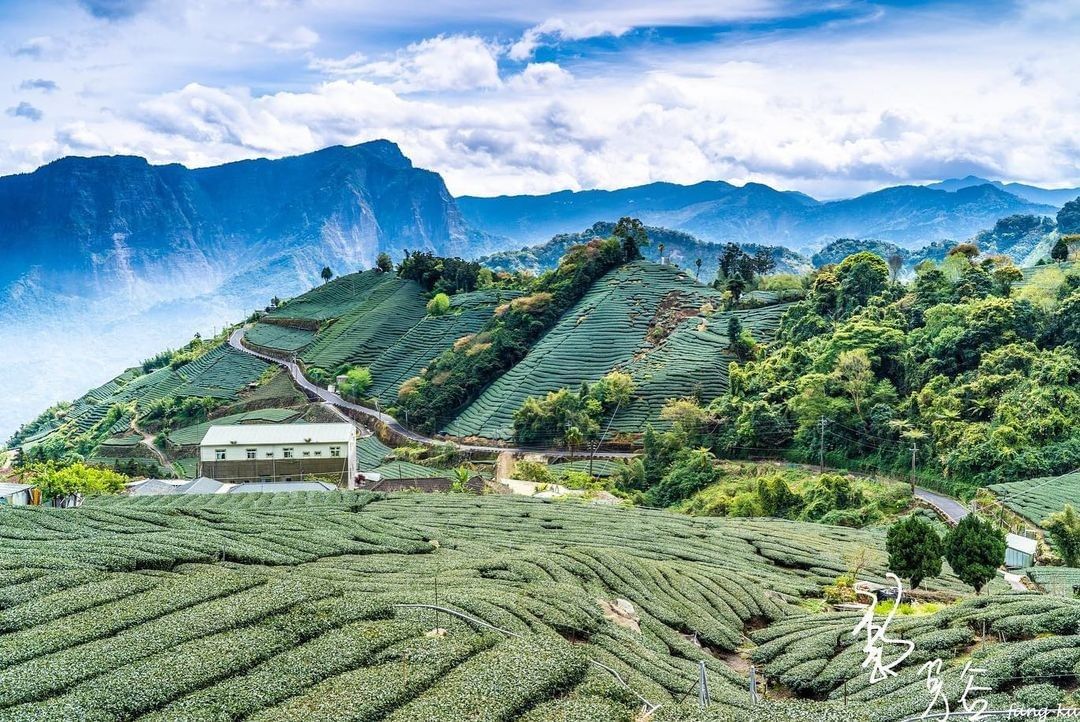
[132,423,177,477]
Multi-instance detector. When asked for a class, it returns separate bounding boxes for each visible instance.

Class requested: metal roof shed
[1005,533,1037,569]
[0,483,33,506]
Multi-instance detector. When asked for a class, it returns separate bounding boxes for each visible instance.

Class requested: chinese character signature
[852,572,991,721]
[852,572,915,682]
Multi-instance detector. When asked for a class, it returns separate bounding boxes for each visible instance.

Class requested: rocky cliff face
[0,140,480,440]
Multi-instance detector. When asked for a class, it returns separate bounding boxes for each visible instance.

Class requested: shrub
[338,366,373,399]
[426,292,451,316]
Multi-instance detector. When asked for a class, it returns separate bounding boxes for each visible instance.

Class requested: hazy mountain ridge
[478,221,813,280]
[0,141,482,440]
[459,180,1058,250]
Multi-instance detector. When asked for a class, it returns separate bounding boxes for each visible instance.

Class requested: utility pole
[818,417,828,473]
[909,443,918,495]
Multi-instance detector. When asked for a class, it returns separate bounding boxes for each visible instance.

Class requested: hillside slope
[0,141,485,441]
[442,261,790,440]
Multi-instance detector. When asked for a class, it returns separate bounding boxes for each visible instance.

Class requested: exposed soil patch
[598,598,641,633]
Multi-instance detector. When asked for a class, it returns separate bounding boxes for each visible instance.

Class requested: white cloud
[311,35,502,93]
[253,25,319,52]
[3,1,1080,198]
[507,62,572,92]
[509,18,628,61]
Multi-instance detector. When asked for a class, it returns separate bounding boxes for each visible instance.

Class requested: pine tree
[886,515,942,590]
[943,515,1005,595]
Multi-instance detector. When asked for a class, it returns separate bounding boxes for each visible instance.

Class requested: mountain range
[0,141,483,441]
[459,180,1062,250]
[3,140,1078,439]
[926,175,1080,208]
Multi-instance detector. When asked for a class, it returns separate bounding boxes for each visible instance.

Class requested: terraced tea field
[19,345,271,455]
[244,323,316,353]
[614,304,790,431]
[268,270,393,321]
[166,407,303,447]
[366,289,520,405]
[0,493,1068,721]
[443,263,721,439]
[444,262,791,439]
[299,277,429,372]
[988,472,1080,524]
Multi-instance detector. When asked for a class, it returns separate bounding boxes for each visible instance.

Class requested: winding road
[913,487,970,526]
[228,328,636,458]
[228,327,979,523]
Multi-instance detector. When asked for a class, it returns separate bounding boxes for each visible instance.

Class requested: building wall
[199,458,351,484]
[199,442,348,463]
[1004,548,1033,569]
[0,490,30,506]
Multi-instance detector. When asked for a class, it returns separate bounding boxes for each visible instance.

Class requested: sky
[2,0,1080,199]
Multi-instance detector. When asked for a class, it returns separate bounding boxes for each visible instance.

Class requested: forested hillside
[631,251,1080,498]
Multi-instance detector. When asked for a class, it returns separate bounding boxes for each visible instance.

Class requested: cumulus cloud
[3,1,1080,198]
[137,83,316,153]
[6,102,43,122]
[310,35,501,93]
[507,62,573,92]
[55,122,108,151]
[19,78,58,92]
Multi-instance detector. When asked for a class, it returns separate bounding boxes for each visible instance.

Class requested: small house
[1005,533,1037,569]
[198,423,356,486]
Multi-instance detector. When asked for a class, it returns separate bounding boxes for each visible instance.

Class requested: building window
[314,450,322,456]
[215,449,226,461]
[330,446,341,458]
[283,448,294,458]
[265,451,274,458]
[302,450,311,457]
[245,449,256,460]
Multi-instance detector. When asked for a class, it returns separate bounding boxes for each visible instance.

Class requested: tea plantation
[443,262,789,440]
[989,472,1080,525]
[0,492,1073,721]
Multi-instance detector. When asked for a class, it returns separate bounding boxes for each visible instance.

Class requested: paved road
[756,459,971,526]
[913,487,970,525]
[229,328,637,458]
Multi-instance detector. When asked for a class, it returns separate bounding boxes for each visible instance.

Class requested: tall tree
[887,253,904,282]
[1051,236,1070,262]
[320,266,333,284]
[375,252,394,273]
[886,516,943,590]
[943,515,1005,595]
[613,217,648,260]
[694,258,702,280]
[1043,504,1080,567]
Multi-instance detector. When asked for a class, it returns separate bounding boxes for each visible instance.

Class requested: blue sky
[2,0,1079,197]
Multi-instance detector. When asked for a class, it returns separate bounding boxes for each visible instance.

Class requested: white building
[198,423,357,487]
